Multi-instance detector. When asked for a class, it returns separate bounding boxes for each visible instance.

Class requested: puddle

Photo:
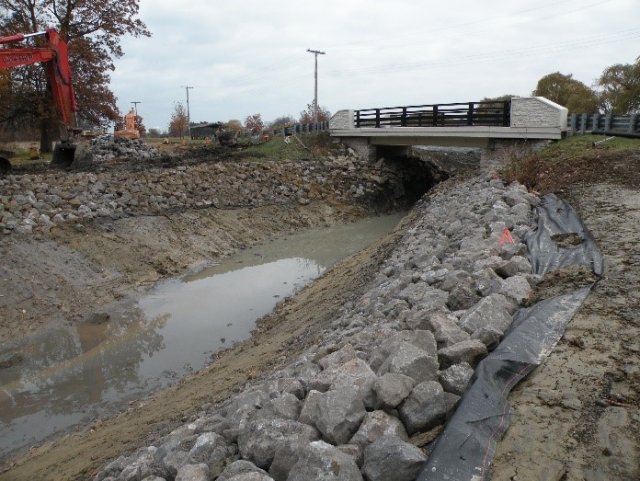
[0,212,404,460]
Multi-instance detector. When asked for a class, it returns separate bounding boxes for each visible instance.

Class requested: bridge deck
[330,97,568,147]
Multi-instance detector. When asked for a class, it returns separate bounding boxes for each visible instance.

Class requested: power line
[325,28,640,77]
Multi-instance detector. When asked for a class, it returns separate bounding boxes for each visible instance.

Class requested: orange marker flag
[499,228,514,246]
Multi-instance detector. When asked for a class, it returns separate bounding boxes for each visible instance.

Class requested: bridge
[329,97,568,160]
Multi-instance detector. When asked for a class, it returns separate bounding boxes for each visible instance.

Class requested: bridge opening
[376,146,450,206]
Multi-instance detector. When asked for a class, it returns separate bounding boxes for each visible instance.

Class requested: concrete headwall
[510,97,568,130]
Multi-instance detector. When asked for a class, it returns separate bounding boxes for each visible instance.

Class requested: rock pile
[89,137,164,163]
[0,156,405,235]
[93,174,540,481]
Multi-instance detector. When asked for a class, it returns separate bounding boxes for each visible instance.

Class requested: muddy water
[0,213,404,460]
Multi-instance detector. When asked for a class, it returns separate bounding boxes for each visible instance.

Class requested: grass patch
[0,143,52,168]
[502,135,640,193]
[177,133,334,163]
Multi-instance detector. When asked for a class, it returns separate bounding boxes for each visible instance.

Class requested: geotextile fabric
[418,194,602,481]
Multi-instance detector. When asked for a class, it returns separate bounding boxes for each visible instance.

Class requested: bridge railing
[354,101,511,128]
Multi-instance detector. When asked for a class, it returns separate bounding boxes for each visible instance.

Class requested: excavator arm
[0,29,88,169]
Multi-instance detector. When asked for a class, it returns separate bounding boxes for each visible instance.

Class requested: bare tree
[168,102,188,138]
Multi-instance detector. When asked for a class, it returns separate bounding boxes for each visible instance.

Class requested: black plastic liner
[526,194,603,277]
[417,194,602,481]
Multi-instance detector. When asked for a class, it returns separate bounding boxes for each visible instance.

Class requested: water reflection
[0,311,167,457]
[0,212,404,460]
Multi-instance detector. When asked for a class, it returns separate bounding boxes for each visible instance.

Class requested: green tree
[597,58,640,114]
[533,72,599,113]
[0,0,150,151]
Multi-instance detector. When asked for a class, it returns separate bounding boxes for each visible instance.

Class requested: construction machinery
[0,28,91,170]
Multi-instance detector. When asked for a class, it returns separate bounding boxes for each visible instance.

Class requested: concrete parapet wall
[330,110,355,130]
[511,97,568,130]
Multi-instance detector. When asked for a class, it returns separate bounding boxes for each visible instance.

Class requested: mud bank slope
[492,192,640,481]
[1,152,416,343]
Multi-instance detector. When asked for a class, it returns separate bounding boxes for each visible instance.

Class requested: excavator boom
[0,28,88,168]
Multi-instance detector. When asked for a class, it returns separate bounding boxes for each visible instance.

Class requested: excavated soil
[491,151,640,480]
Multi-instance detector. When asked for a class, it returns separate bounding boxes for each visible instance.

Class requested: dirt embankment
[492,141,640,481]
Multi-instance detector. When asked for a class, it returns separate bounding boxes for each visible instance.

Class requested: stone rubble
[0,153,407,236]
[93,174,540,481]
[90,137,164,164]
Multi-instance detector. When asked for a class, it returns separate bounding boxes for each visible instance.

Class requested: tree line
[527,56,640,114]
[166,101,331,139]
[1,0,636,147]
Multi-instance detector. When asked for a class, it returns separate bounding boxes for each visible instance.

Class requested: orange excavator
[0,28,91,171]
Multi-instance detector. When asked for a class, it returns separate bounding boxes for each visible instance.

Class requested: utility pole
[131,101,142,117]
[307,49,325,124]
[182,86,194,139]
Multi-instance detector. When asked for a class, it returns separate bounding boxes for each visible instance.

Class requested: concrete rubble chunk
[399,381,447,434]
[187,432,233,477]
[439,362,475,395]
[300,388,367,445]
[500,275,533,305]
[226,473,275,481]
[287,441,363,481]
[348,410,408,448]
[217,460,269,481]
[175,463,209,481]
[438,339,488,369]
[369,330,437,371]
[336,444,363,467]
[299,389,322,426]
[261,393,302,421]
[446,283,481,311]
[496,255,532,278]
[317,344,358,369]
[427,311,471,347]
[373,373,415,410]
[362,435,426,481]
[258,377,306,400]
[473,267,504,297]
[458,293,514,335]
[116,447,170,481]
[397,283,449,310]
[377,341,439,384]
[237,418,319,470]
[471,326,504,350]
[309,358,377,408]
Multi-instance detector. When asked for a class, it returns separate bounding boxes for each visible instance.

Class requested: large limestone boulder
[361,435,426,481]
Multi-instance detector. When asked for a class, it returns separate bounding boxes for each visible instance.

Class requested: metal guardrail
[354,101,511,128]
[568,112,640,136]
[273,121,329,137]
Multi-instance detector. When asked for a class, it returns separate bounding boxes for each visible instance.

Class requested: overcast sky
[111,0,640,131]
